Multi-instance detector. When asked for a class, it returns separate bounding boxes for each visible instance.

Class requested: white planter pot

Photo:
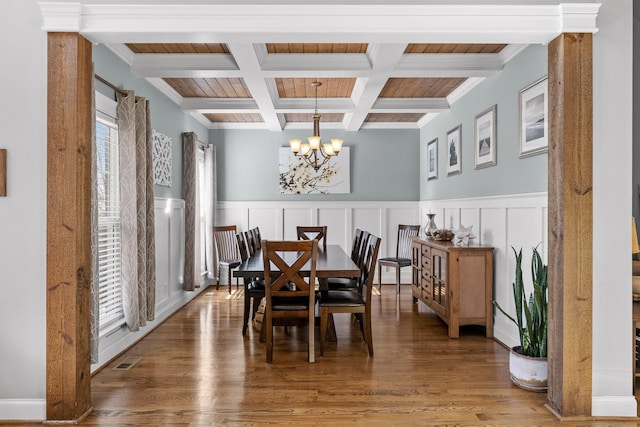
[509,346,548,392]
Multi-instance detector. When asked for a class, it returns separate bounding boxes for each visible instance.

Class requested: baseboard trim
[0,399,45,423]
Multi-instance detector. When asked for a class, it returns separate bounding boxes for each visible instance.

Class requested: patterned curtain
[117,90,156,332]
[90,68,99,363]
[204,145,217,280]
[182,132,197,291]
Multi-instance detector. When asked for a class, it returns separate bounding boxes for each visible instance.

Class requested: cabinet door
[431,248,448,315]
[411,241,421,290]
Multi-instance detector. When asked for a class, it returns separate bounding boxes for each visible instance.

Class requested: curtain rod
[94,74,128,96]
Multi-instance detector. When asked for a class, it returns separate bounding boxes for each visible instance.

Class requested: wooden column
[547,33,593,418]
[46,32,93,422]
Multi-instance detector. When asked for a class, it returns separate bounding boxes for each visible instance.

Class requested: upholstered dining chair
[213,225,242,293]
[237,233,265,336]
[296,225,327,251]
[377,224,420,294]
[262,239,318,363]
[319,233,381,357]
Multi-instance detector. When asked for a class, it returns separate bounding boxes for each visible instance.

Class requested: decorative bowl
[431,229,454,241]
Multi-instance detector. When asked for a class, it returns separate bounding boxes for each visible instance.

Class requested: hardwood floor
[38,286,640,425]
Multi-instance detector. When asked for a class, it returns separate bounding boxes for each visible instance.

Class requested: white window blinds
[96,98,124,330]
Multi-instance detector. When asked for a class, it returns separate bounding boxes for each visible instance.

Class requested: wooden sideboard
[411,236,494,338]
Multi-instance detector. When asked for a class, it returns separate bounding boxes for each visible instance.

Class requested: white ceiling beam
[181,98,260,114]
[394,53,503,78]
[371,98,450,113]
[226,42,284,131]
[259,53,371,77]
[274,98,355,113]
[344,43,408,131]
[130,53,240,78]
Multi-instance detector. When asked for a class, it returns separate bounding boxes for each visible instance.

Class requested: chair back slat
[263,240,317,297]
[244,230,256,256]
[359,234,381,302]
[396,224,420,259]
[350,228,363,262]
[214,225,239,261]
[296,225,327,251]
[251,227,262,250]
[236,232,249,262]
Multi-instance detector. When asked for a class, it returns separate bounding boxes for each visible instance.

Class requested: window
[95,93,123,331]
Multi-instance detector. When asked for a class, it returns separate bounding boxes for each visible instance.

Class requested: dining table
[234,243,360,340]
[234,243,360,285]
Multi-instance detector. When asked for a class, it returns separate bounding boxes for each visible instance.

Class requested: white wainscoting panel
[319,208,348,248]
[420,192,548,347]
[248,207,280,240]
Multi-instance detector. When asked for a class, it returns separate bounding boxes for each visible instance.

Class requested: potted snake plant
[493,245,548,392]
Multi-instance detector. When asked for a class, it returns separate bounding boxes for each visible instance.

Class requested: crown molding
[41,3,601,44]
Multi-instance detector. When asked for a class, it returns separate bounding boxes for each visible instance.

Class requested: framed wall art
[279,147,350,194]
[446,125,461,176]
[0,149,6,197]
[474,105,497,169]
[427,138,438,180]
[519,77,548,157]
[152,129,172,187]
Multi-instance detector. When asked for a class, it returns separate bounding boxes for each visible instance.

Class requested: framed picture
[427,138,438,180]
[279,147,350,194]
[446,125,461,176]
[474,105,497,169]
[0,149,5,197]
[519,77,548,157]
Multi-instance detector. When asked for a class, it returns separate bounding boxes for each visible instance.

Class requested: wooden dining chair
[213,225,242,293]
[262,239,318,363]
[296,225,327,251]
[250,227,262,251]
[326,229,366,291]
[238,232,265,336]
[378,224,420,294]
[319,233,381,357]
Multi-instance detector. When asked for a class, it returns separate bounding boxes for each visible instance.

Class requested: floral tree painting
[279,147,350,194]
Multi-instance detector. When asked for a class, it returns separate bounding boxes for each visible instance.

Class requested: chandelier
[288,81,344,171]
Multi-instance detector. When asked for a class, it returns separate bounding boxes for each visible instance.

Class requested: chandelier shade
[288,82,343,171]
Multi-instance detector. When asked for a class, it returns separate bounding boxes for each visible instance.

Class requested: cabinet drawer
[422,256,431,269]
[421,245,431,258]
[421,281,432,294]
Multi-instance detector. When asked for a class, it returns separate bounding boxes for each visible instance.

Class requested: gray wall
[209,128,420,201]
[93,44,209,200]
[420,44,548,200]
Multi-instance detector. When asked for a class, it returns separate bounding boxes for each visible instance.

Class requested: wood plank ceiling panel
[266,43,368,53]
[365,113,425,122]
[275,78,356,98]
[404,43,507,53]
[164,78,251,98]
[379,78,466,98]
[126,43,229,53]
[285,113,344,123]
[205,113,264,123]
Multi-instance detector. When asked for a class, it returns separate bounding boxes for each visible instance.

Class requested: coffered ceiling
[40,2,601,132]
[108,41,521,131]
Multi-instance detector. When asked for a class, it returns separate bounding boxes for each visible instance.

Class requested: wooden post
[46,32,93,422]
[547,33,593,418]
